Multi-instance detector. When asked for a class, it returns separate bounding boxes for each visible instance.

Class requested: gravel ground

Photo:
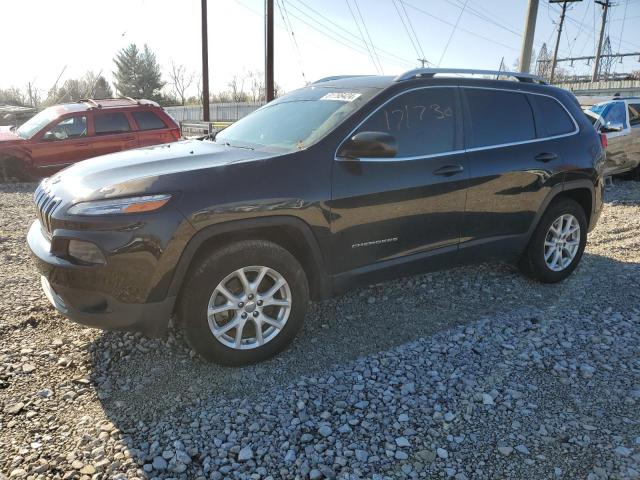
[0,180,639,480]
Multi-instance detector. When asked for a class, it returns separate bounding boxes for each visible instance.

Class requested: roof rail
[312,75,373,84]
[395,68,548,84]
[124,96,141,104]
[79,98,101,108]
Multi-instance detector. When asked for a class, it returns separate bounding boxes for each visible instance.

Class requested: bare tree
[227,75,247,102]
[168,61,195,105]
[26,82,41,108]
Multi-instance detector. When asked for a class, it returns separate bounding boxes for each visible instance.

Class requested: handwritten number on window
[379,104,453,131]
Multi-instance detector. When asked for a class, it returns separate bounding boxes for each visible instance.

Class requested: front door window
[43,116,87,141]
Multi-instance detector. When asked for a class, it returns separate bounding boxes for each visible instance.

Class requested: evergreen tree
[92,76,113,100]
[113,43,164,99]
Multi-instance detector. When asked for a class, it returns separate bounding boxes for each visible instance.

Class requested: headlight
[67,194,171,216]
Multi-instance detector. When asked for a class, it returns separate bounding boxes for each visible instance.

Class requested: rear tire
[178,240,309,366]
[519,198,587,283]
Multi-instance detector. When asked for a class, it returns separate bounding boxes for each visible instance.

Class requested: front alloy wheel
[179,239,309,365]
[208,266,292,350]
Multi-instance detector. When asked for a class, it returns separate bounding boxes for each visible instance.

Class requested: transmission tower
[598,36,614,80]
[536,43,552,80]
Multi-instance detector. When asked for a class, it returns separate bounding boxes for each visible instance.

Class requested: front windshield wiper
[222,141,254,151]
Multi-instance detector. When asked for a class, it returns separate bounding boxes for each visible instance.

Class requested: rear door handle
[535,152,558,162]
[433,164,464,176]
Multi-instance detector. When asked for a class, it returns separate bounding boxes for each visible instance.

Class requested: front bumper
[27,221,175,337]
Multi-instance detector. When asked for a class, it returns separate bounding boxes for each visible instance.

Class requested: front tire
[0,157,31,182]
[519,198,587,283]
[178,240,309,366]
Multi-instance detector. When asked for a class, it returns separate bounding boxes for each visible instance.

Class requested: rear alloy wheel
[543,214,581,272]
[179,240,309,365]
[519,198,587,283]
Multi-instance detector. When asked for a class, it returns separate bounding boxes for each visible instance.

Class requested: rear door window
[603,102,627,129]
[529,94,576,137]
[94,112,131,135]
[132,111,166,131]
[355,87,458,157]
[629,103,640,126]
[465,89,535,148]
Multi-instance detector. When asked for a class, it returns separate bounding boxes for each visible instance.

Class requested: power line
[399,0,523,52]
[391,0,423,62]
[547,0,640,51]
[397,0,427,61]
[353,0,385,73]
[344,0,382,73]
[289,0,415,67]
[276,0,307,83]
[438,0,470,66]
[283,1,414,68]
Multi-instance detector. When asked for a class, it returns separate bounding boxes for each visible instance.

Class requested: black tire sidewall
[179,240,309,366]
[525,199,588,283]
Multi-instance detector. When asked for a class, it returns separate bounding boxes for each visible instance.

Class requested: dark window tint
[629,104,640,126]
[94,112,130,135]
[529,94,575,137]
[132,111,166,130]
[466,89,535,148]
[356,88,457,157]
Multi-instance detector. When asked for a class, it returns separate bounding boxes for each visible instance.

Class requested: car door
[329,86,467,278]
[459,87,573,261]
[131,109,177,147]
[624,101,640,170]
[91,111,139,158]
[29,114,92,171]
[601,101,632,172]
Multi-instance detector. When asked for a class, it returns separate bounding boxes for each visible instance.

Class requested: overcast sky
[1,0,639,97]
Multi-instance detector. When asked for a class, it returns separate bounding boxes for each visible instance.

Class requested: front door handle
[535,152,558,162]
[433,164,464,176]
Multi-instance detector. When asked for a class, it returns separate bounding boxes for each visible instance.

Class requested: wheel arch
[525,180,595,245]
[167,216,332,304]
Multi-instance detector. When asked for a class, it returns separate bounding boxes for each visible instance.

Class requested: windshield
[214,86,381,153]
[589,103,610,117]
[16,108,60,139]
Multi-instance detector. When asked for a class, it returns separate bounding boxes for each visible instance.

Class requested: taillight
[599,133,608,148]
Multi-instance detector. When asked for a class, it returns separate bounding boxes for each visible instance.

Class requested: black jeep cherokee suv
[28,68,605,365]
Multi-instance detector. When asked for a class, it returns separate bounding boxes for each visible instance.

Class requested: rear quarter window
[465,89,535,148]
[94,112,131,135]
[529,95,576,137]
[132,111,167,131]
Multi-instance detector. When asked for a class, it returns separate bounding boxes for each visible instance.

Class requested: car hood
[0,126,23,145]
[47,139,274,202]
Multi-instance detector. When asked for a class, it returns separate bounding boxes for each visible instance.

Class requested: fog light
[68,240,106,264]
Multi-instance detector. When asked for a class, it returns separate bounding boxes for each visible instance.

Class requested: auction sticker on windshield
[320,92,362,102]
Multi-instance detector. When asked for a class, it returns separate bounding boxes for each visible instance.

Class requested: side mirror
[43,131,55,141]
[337,131,397,160]
[601,122,624,133]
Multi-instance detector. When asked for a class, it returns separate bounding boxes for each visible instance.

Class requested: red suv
[0,98,180,181]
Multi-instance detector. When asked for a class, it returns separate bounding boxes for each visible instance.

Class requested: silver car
[584,97,640,177]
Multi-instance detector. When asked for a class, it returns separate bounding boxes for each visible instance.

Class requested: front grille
[34,183,61,238]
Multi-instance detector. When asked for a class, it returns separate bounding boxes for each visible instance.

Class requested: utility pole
[201,0,210,121]
[417,58,429,68]
[549,0,581,84]
[519,0,539,73]
[592,0,610,82]
[265,0,275,102]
